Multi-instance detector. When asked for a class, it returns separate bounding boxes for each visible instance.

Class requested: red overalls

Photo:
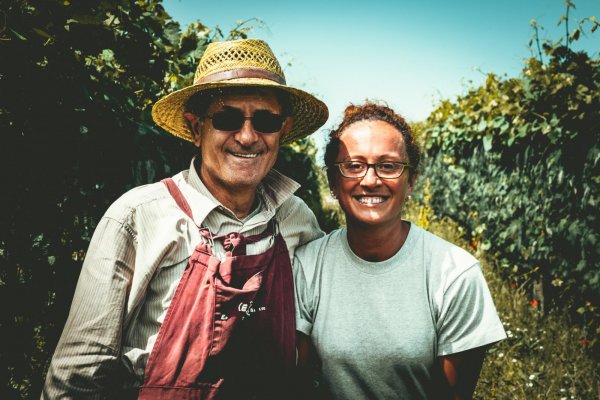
[137,178,296,399]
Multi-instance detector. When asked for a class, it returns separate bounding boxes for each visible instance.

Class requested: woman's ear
[184,112,202,147]
[407,173,419,198]
[329,183,339,200]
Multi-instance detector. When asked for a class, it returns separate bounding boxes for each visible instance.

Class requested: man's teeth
[356,196,385,204]
[232,152,258,158]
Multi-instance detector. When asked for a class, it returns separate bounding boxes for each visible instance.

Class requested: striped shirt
[42,159,323,399]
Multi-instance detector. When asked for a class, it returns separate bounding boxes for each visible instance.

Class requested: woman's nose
[360,166,380,187]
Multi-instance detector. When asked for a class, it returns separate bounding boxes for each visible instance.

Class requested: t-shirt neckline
[340,222,420,275]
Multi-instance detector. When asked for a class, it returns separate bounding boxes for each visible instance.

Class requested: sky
[162,0,600,153]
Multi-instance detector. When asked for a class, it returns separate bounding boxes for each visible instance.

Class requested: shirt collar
[180,157,300,226]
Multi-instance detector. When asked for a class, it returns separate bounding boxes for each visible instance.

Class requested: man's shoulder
[274,195,312,219]
[103,180,173,222]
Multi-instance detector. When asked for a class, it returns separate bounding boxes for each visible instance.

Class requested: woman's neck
[346,219,410,262]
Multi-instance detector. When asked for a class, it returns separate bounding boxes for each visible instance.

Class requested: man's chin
[222,163,271,185]
[223,174,264,190]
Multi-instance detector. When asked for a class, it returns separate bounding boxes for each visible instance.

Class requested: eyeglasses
[335,161,412,179]
[206,108,286,134]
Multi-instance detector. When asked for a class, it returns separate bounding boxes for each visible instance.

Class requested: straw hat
[152,39,329,145]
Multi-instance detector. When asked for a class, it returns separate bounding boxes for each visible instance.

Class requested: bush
[417,46,600,327]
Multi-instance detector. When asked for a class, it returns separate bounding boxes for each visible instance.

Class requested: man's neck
[196,162,260,219]
[215,189,258,220]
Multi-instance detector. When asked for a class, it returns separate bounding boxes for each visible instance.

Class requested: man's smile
[227,150,261,159]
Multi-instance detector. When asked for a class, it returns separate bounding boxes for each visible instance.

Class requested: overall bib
[137,178,296,399]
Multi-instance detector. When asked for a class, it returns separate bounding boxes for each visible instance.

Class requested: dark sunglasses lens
[251,111,285,133]
[211,109,244,131]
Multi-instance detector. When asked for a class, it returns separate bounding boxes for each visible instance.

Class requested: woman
[293,102,506,399]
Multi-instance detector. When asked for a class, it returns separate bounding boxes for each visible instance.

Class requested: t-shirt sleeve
[436,263,506,356]
[293,250,317,336]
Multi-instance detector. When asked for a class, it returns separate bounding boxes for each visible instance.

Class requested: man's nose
[235,119,259,146]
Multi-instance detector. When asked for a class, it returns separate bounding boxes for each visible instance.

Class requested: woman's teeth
[356,196,385,204]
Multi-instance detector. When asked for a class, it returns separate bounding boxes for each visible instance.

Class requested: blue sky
[162,0,599,151]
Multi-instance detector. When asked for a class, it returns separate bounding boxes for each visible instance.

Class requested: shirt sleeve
[42,216,136,399]
[277,196,324,261]
[436,263,506,356]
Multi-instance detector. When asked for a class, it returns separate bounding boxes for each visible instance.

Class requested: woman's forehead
[337,120,406,157]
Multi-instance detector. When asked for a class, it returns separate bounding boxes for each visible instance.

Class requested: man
[42,39,328,399]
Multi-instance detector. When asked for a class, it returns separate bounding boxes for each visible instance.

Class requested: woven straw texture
[152,39,328,145]
[195,40,284,82]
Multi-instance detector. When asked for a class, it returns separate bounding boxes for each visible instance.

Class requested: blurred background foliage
[0,1,336,398]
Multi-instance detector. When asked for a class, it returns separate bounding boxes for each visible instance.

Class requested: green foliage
[0,1,330,398]
[275,139,341,233]
[418,38,600,338]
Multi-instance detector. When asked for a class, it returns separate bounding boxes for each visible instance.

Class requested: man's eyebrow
[218,105,239,111]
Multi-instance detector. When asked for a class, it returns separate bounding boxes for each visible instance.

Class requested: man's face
[187,92,291,201]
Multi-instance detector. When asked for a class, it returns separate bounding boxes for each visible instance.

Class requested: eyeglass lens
[210,108,285,133]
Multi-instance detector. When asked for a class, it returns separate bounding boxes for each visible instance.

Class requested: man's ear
[281,116,293,137]
[184,112,202,147]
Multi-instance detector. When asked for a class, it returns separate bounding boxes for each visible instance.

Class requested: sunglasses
[207,108,286,134]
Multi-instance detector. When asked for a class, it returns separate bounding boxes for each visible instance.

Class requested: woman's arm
[295,332,322,399]
[297,331,313,369]
[439,346,487,400]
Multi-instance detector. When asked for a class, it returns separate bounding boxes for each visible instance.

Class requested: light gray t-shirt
[293,224,506,399]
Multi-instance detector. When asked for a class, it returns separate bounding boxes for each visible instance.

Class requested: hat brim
[152,78,329,145]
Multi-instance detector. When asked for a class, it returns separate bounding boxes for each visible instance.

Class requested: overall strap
[211,218,275,242]
[162,177,276,254]
[212,219,276,256]
[243,219,276,241]
[162,178,194,221]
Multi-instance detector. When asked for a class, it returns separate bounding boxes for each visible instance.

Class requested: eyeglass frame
[333,160,413,179]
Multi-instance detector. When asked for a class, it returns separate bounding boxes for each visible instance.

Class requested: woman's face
[332,120,415,229]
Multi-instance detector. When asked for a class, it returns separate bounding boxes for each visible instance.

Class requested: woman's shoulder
[413,224,479,278]
[294,228,345,264]
[415,225,475,257]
